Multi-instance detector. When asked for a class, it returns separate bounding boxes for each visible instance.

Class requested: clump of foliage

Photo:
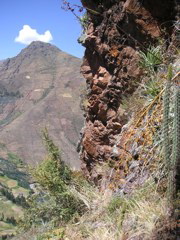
[21,128,86,229]
[61,1,91,45]
[33,128,72,192]
[141,77,163,99]
[139,46,163,73]
[79,12,89,31]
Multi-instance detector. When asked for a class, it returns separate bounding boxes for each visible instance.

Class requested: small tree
[22,128,86,229]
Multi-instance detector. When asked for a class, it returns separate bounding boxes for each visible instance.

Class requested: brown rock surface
[80,0,176,179]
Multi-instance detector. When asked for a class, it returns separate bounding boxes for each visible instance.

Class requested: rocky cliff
[79,0,176,180]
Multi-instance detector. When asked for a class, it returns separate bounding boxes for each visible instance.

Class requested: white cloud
[15,25,53,45]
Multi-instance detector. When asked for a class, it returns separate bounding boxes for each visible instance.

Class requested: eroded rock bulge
[80,0,176,180]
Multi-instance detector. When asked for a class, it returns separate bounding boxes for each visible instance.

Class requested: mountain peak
[0,39,84,169]
[20,41,62,56]
[27,40,58,49]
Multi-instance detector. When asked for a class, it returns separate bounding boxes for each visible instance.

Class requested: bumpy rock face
[80,0,176,179]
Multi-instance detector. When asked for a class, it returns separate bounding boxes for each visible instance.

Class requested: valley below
[0,41,85,238]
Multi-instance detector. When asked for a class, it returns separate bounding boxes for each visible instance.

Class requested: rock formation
[80,0,176,180]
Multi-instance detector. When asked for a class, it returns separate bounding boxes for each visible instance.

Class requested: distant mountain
[0,41,85,169]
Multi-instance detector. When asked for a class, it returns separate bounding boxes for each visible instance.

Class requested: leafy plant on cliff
[77,11,90,45]
[79,12,89,31]
[139,46,163,73]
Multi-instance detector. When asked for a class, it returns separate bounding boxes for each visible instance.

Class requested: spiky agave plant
[139,46,163,73]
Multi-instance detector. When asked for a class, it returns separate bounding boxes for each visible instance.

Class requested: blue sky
[0,0,85,60]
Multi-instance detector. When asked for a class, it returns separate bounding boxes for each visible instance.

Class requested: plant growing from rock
[139,46,163,74]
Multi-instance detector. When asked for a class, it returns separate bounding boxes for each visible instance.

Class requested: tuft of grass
[141,76,163,99]
[60,178,168,240]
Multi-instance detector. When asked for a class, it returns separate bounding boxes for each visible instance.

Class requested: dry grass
[61,178,169,240]
[124,196,168,239]
[12,176,172,239]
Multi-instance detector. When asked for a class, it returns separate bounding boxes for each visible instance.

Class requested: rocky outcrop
[80,0,176,180]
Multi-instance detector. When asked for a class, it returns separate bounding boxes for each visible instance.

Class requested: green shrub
[21,129,86,229]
